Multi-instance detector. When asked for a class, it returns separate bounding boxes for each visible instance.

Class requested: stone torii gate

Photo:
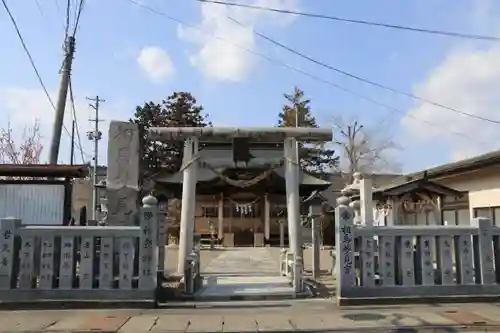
[148,127,333,273]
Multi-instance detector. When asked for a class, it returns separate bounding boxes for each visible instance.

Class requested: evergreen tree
[278,87,338,175]
[130,92,211,176]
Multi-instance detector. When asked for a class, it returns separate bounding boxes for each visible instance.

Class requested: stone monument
[106,121,140,226]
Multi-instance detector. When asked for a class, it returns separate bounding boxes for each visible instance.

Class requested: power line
[72,0,85,37]
[63,0,84,38]
[34,0,45,19]
[125,0,481,144]
[195,0,500,42]
[227,17,500,125]
[3,0,56,112]
[54,0,62,13]
[2,0,85,156]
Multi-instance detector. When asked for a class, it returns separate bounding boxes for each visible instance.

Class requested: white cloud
[0,87,123,165]
[400,0,500,161]
[178,0,299,82]
[400,45,500,160]
[137,46,175,83]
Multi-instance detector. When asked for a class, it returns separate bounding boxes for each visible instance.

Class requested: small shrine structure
[344,172,465,226]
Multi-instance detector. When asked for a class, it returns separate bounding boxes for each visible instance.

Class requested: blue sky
[2,0,500,172]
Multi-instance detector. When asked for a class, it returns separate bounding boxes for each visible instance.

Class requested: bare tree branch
[0,119,43,165]
[332,116,402,183]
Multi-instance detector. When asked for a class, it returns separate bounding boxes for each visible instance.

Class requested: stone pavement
[195,248,295,300]
[166,246,335,277]
[202,248,281,275]
[1,300,500,332]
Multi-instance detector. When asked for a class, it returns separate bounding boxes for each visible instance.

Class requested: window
[442,210,456,225]
[441,192,470,225]
[457,209,471,226]
[473,206,500,225]
[442,208,471,225]
[202,206,218,218]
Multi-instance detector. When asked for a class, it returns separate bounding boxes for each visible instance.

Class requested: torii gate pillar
[177,137,199,274]
[284,138,301,256]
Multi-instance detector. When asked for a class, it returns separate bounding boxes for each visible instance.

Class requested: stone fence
[0,196,165,305]
[335,204,500,304]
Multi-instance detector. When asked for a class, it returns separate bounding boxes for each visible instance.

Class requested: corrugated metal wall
[0,184,65,225]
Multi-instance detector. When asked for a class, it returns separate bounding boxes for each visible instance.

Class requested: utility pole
[48,36,76,164]
[295,105,300,165]
[87,96,105,221]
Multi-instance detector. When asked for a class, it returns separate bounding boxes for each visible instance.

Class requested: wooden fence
[0,196,164,304]
[335,204,500,303]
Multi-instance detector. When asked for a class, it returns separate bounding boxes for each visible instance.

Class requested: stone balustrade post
[0,217,21,290]
[335,202,356,303]
[293,254,304,295]
[332,190,351,277]
[280,248,287,276]
[139,194,159,290]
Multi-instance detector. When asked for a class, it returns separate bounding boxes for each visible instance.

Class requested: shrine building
[154,141,331,247]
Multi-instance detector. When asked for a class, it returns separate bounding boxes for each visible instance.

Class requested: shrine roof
[405,148,500,180]
[371,177,463,197]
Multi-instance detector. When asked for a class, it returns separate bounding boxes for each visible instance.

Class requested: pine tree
[130,92,211,176]
[278,87,338,175]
